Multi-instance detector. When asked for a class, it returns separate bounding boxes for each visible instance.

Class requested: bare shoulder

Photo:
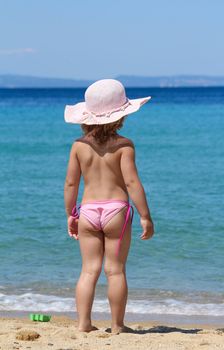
[117,136,135,157]
[72,136,87,148]
[116,135,135,148]
[70,138,84,155]
[73,136,93,149]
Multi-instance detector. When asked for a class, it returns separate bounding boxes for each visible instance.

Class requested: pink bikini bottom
[72,199,134,256]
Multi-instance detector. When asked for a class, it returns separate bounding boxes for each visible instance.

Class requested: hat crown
[85,79,127,114]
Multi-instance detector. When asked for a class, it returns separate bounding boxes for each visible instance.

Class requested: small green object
[29,313,51,322]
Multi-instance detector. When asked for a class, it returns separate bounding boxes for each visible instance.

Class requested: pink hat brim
[64,96,151,125]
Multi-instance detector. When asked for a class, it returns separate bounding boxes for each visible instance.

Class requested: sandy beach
[0,315,224,350]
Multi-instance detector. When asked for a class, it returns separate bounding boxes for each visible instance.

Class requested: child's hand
[67,216,79,240]
[140,218,154,240]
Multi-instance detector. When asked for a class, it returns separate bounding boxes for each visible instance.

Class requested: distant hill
[0,74,224,88]
[117,75,224,87]
[0,74,92,88]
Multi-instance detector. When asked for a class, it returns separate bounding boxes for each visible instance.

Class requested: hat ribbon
[82,99,131,121]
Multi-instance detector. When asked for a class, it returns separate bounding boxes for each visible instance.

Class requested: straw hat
[64,79,151,125]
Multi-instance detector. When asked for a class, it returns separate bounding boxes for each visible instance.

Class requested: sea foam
[0,293,224,316]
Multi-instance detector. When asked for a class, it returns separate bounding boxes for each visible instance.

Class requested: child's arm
[120,142,154,240]
[64,142,81,238]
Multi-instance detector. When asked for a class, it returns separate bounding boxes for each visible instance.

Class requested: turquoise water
[0,87,224,316]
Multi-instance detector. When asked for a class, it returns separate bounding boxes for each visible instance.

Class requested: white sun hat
[64,79,151,125]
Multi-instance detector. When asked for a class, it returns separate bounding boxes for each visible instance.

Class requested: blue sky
[0,0,224,79]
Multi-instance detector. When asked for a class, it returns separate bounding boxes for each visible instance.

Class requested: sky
[0,0,224,80]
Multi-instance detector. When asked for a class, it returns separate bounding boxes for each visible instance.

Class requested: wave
[0,292,224,316]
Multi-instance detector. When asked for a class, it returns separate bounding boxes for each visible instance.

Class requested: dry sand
[0,315,224,350]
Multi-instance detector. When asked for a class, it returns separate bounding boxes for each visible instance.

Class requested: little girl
[64,79,154,333]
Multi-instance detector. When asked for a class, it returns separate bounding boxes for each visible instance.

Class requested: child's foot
[78,325,98,332]
[111,325,134,334]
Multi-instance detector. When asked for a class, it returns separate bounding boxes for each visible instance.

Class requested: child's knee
[104,263,125,278]
[82,262,102,280]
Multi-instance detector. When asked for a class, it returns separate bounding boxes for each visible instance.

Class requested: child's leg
[76,216,104,331]
[103,208,132,333]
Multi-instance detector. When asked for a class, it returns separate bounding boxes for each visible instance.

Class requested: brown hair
[81,117,125,144]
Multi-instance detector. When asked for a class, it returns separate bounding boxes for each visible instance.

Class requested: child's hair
[81,116,125,144]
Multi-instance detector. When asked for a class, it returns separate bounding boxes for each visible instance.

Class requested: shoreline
[1,310,224,327]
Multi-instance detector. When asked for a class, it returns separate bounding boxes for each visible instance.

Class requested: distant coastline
[0,74,224,88]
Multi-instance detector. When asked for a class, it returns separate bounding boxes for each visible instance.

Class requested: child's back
[75,134,133,202]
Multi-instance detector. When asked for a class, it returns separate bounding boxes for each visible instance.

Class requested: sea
[0,87,224,323]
